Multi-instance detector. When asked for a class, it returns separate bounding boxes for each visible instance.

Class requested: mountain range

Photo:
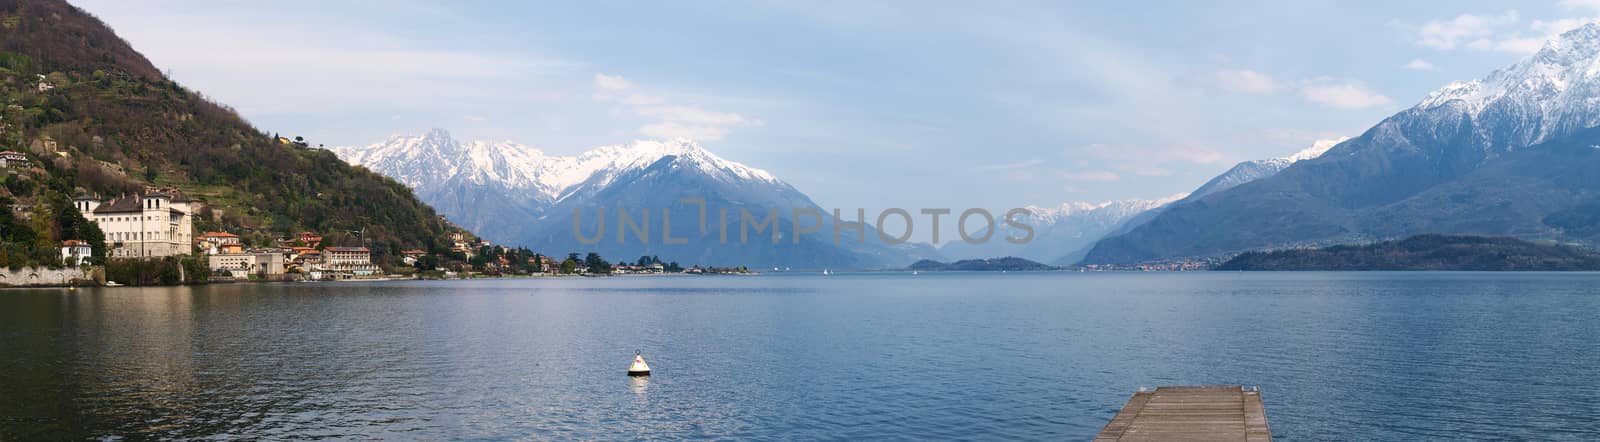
[936,194,1185,264]
[1082,23,1600,264]
[339,127,1346,268]
[335,23,1600,269]
[332,132,939,268]
[935,135,1351,264]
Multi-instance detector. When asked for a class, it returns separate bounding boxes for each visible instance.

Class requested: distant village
[49,188,752,283]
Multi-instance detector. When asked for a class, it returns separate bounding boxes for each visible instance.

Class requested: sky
[69,0,1600,218]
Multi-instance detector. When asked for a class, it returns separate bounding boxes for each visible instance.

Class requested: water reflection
[629,375,650,395]
[3,274,1600,440]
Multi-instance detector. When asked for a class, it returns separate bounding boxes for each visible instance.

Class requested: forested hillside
[1215,235,1600,271]
[0,0,465,266]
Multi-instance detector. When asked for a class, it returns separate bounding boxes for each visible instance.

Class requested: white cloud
[1133,166,1172,177]
[1061,170,1120,182]
[639,122,731,141]
[462,115,487,121]
[1494,37,1546,54]
[593,73,634,92]
[70,9,577,118]
[1560,0,1600,11]
[1532,17,1599,34]
[979,158,1044,172]
[1211,69,1280,94]
[1401,10,1600,56]
[1410,11,1521,50]
[635,105,754,125]
[620,94,665,106]
[1404,58,1436,71]
[591,73,760,141]
[1177,69,1279,94]
[1490,17,1600,54]
[1299,82,1392,109]
[1071,143,1225,166]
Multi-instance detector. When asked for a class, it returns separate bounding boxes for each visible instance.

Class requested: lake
[3,272,1599,440]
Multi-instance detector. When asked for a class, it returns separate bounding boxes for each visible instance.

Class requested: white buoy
[628,351,651,376]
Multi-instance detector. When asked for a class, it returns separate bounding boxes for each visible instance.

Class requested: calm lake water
[3,272,1599,440]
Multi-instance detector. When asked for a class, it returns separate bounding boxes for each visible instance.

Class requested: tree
[415,254,440,271]
[584,252,611,274]
[560,258,578,274]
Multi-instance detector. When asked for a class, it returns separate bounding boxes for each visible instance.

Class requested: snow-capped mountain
[947,136,1345,264]
[1189,136,1349,198]
[1083,23,1600,264]
[1416,23,1600,154]
[331,129,779,204]
[331,130,932,268]
[939,194,1186,263]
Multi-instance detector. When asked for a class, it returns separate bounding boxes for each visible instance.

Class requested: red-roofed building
[61,240,92,266]
[0,151,27,168]
[197,231,242,255]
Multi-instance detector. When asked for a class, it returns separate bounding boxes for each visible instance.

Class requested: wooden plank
[1094,386,1272,441]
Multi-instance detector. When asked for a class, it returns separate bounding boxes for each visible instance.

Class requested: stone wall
[0,267,91,287]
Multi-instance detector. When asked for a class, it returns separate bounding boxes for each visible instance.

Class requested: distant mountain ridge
[333,130,935,268]
[942,136,1344,265]
[1215,234,1600,271]
[909,257,1055,271]
[1083,23,1600,265]
[938,194,1185,263]
[1189,137,1349,199]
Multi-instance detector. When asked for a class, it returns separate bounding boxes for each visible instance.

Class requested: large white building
[209,252,286,278]
[321,246,378,278]
[74,191,195,258]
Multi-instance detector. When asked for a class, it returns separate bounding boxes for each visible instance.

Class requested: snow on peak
[1188,136,1349,199]
[330,131,781,201]
[1024,193,1188,225]
[1417,22,1600,139]
[1280,136,1350,162]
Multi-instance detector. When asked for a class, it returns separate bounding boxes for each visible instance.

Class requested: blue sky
[72,0,1600,216]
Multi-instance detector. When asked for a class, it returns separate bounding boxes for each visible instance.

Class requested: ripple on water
[1,273,1599,440]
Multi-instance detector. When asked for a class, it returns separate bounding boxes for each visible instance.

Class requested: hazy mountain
[1082,23,1600,264]
[333,132,937,268]
[938,195,1185,263]
[1189,137,1349,199]
[939,137,1339,265]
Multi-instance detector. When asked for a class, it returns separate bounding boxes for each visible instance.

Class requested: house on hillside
[209,252,286,279]
[60,240,92,266]
[74,191,196,258]
[297,231,323,246]
[401,249,427,265]
[196,231,242,255]
[0,151,28,168]
[322,246,378,278]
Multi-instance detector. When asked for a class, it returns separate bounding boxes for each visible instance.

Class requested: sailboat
[822,269,831,276]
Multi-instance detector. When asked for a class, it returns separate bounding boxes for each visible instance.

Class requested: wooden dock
[1094,386,1271,441]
